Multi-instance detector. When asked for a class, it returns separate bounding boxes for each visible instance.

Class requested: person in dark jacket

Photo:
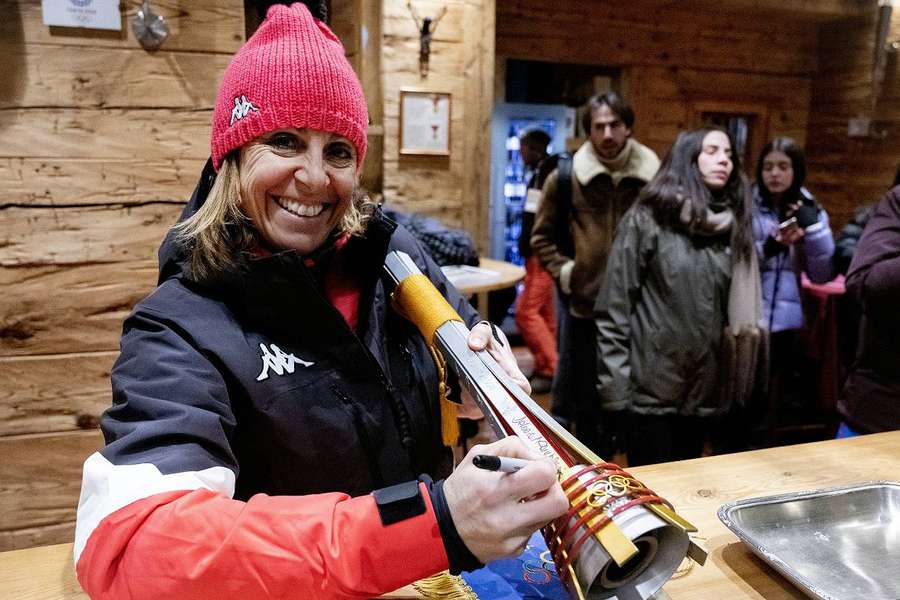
[595,126,762,466]
[837,185,900,436]
[515,129,559,393]
[72,5,567,599]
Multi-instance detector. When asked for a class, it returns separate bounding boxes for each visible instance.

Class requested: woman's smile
[271,195,328,218]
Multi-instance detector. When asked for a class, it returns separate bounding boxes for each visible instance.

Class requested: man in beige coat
[531,91,659,455]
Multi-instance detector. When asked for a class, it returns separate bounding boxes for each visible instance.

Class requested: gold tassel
[411,570,478,599]
[429,344,459,447]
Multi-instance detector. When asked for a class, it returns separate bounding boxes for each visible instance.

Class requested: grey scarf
[680,202,767,409]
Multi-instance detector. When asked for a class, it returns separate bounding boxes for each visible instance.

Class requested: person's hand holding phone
[776,216,805,246]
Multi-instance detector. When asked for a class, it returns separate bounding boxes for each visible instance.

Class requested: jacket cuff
[421,476,483,574]
[763,236,786,259]
[559,260,575,295]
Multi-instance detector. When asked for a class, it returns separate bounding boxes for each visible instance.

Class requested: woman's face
[239,128,358,255]
[697,130,733,191]
[761,150,794,197]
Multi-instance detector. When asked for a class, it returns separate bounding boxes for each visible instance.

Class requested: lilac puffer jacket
[751,186,835,332]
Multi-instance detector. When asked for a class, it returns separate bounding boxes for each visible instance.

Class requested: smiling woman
[69,3,567,600]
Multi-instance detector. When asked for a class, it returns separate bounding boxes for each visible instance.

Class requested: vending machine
[489,103,575,264]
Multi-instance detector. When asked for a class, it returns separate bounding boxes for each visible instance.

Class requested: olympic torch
[385,250,706,600]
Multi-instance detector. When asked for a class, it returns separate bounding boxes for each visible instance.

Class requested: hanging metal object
[131,0,169,51]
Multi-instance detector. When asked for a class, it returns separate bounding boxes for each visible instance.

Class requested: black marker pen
[472,454,531,473]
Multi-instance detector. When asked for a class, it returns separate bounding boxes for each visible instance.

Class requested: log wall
[380,0,495,245]
[0,0,243,551]
[496,0,890,230]
[496,0,818,163]
[806,10,900,229]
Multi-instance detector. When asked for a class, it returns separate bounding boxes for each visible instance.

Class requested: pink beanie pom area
[210,3,368,171]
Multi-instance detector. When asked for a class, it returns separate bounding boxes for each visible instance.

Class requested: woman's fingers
[444,437,567,563]
[466,322,532,395]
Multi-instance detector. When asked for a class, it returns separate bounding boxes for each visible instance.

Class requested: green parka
[595,203,733,417]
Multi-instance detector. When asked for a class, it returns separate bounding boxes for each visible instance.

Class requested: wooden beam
[0,108,211,160]
[0,158,205,206]
[0,44,230,110]
[679,0,875,21]
[0,352,117,436]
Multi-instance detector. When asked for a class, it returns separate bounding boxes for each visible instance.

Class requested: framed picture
[399,90,451,156]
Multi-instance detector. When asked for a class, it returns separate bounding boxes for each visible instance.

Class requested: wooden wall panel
[0,431,104,551]
[2,0,242,551]
[1,205,179,356]
[0,44,229,109]
[1,0,244,53]
[805,10,899,231]
[497,0,815,166]
[0,109,211,160]
[0,353,116,436]
[380,0,494,245]
[0,158,206,206]
[496,0,819,76]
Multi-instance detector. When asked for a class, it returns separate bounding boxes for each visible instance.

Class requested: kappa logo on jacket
[256,343,314,381]
[230,95,259,126]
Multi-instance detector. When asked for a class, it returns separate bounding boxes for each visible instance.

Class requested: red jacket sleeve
[76,484,448,599]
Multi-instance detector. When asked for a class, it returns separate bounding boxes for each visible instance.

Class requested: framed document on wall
[399,90,451,156]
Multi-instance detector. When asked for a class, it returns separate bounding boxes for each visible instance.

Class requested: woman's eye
[270,133,299,150]
[327,144,354,162]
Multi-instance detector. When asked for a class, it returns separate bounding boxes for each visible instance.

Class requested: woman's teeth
[274,196,326,217]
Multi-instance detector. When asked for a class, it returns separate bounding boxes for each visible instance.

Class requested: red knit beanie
[210,3,368,171]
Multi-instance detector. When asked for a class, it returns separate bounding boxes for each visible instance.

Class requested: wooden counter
[2,431,897,599]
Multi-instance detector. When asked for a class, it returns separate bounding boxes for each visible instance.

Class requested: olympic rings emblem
[586,475,641,508]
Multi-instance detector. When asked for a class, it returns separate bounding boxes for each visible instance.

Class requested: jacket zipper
[331,383,384,489]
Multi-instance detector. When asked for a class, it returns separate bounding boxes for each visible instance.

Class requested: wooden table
[3,431,898,599]
[443,257,526,317]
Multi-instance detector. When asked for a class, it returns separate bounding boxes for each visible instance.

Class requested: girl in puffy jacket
[751,137,835,441]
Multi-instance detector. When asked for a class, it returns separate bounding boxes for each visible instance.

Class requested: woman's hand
[775,221,805,246]
[442,437,568,563]
[458,321,531,419]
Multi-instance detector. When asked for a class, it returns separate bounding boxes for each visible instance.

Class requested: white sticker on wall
[42,0,122,31]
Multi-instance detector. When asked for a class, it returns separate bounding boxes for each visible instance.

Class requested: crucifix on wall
[407,2,447,78]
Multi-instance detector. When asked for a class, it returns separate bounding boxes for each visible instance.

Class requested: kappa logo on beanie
[230,95,260,126]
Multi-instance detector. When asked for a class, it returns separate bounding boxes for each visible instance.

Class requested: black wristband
[420,475,483,574]
[372,480,426,525]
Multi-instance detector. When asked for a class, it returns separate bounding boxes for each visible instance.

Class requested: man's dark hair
[580,92,635,135]
[519,129,552,154]
[640,125,753,261]
[754,137,807,206]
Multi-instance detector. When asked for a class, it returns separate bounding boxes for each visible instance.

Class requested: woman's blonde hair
[173,153,375,282]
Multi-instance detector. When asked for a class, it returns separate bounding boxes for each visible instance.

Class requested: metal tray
[718,481,900,600]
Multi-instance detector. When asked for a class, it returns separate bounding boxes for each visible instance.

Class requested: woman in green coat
[595,126,761,466]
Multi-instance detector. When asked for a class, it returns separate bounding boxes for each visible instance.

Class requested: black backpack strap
[556,153,572,214]
[554,153,574,257]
